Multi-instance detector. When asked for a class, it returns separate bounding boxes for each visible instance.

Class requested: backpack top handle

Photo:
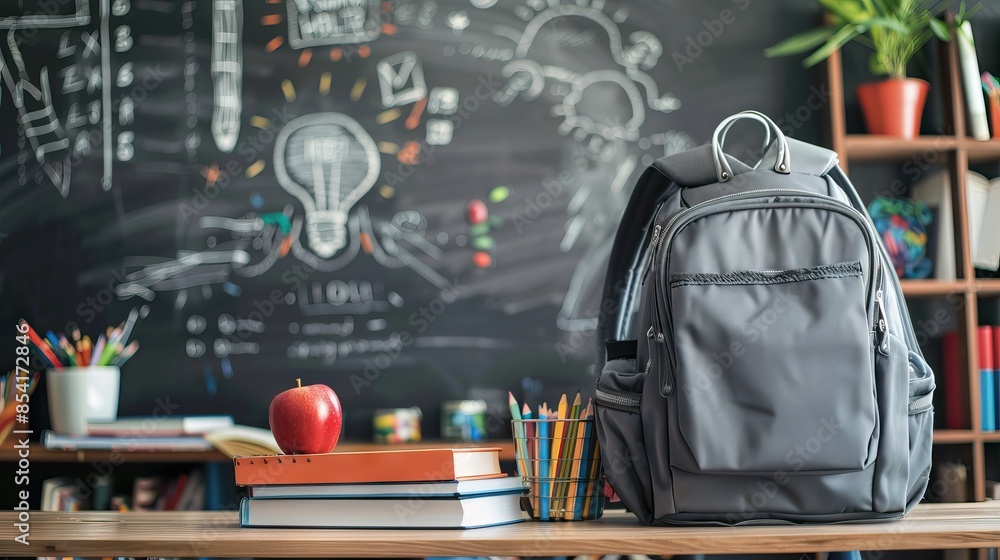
[712,110,791,182]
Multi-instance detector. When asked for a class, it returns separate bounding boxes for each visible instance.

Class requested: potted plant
[765,0,979,139]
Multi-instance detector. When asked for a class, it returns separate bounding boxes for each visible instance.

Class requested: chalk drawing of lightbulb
[273,113,380,258]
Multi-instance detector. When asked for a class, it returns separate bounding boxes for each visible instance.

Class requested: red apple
[268,379,342,454]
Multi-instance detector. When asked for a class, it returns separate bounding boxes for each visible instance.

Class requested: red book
[979,326,995,371]
[164,473,188,511]
[942,331,964,429]
[234,447,503,486]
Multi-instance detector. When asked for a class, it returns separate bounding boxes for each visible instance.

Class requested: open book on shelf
[204,425,280,457]
[911,170,1000,279]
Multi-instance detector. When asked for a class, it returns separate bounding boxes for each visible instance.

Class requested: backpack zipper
[645,189,847,280]
[652,193,882,396]
[595,388,641,410]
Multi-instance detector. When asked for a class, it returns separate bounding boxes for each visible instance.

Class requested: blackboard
[0,0,825,439]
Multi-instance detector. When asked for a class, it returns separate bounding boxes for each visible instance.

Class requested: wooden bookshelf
[933,429,981,444]
[826,24,998,546]
[899,279,968,296]
[0,440,517,463]
[843,135,959,161]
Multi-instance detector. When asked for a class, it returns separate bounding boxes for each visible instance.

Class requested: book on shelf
[958,20,990,141]
[980,325,996,432]
[87,415,233,436]
[203,424,280,457]
[234,447,502,486]
[942,331,966,429]
[912,171,957,281]
[132,476,163,511]
[968,175,1000,272]
[41,477,80,512]
[995,326,1000,433]
[41,423,280,455]
[248,476,524,499]
[987,480,1000,500]
[934,461,969,503]
[238,491,525,529]
[911,170,1000,280]
[42,431,213,452]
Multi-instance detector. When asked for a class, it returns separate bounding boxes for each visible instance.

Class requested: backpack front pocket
[666,261,878,474]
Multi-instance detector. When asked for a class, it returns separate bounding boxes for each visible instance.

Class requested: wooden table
[2,503,998,558]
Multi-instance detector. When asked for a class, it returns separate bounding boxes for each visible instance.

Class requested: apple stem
[296,378,301,388]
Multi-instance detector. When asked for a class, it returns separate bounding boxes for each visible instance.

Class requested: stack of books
[236,447,526,529]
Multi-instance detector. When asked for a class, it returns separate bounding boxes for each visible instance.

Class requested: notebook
[42,431,212,451]
[87,415,233,436]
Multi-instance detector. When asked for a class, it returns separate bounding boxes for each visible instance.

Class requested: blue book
[980,326,996,432]
[42,431,212,451]
[981,370,995,431]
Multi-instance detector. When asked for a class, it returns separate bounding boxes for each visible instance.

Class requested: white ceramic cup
[47,366,120,435]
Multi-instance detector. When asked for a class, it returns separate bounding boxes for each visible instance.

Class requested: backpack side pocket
[595,354,654,524]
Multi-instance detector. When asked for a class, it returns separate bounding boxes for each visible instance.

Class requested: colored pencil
[508,392,528,481]
[90,335,106,366]
[538,403,549,520]
[97,339,119,366]
[113,341,139,366]
[58,335,78,366]
[19,321,62,368]
[118,307,139,346]
[548,395,569,515]
[576,401,594,519]
[521,403,535,514]
[80,336,92,365]
[553,393,580,514]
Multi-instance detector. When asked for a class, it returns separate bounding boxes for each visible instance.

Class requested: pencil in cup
[511,417,605,521]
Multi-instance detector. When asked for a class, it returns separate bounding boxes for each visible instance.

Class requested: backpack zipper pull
[640,225,662,280]
[875,288,890,356]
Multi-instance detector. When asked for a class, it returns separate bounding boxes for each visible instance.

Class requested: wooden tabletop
[1,503,998,558]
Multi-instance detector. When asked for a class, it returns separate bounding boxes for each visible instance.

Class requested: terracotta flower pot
[856,78,930,139]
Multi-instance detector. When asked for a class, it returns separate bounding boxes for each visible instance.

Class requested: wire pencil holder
[512,418,605,521]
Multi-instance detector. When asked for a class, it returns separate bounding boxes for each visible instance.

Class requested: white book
[87,415,233,436]
[911,169,1000,277]
[987,480,1000,500]
[975,179,1000,271]
[958,21,990,141]
[249,476,524,499]
[239,493,526,529]
[42,431,213,451]
[968,173,991,269]
[911,170,956,280]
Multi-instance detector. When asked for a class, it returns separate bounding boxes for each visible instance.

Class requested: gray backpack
[594,111,935,525]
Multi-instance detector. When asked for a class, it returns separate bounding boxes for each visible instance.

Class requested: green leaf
[864,16,915,34]
[818,0,873,24]
[803,24,864,67]
[764,27,838,57]
[869,52,889,75]
[929,18,950,41]
[963,3,983,21]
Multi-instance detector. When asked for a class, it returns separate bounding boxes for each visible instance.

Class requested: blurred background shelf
[0,440,516,463]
